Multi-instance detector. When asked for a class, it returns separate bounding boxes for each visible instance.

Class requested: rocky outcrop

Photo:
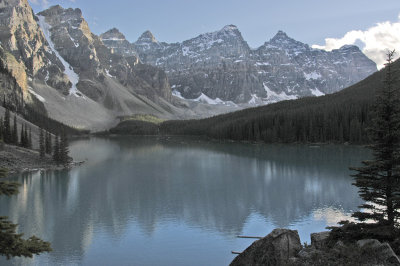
[0,0,70,94]
[102,25,377,105]
[100,28,139,60]
[357,239,400,265]
[231,229,400,265]
[230,229,302,265]
[310,231,330,249]
[37,5,172,103]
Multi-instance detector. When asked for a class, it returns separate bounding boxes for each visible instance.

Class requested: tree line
[0,107,32,149]
[0,104,71,165]
[158,59,398,144]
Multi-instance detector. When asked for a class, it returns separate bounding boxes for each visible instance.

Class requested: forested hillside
[157,59,399,143]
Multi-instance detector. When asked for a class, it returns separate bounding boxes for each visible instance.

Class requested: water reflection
[0,137,366,265]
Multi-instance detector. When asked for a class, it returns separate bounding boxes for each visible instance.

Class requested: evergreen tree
[4,108,11,143]
[28,127,32,149]
[24,125,28,148]
[59,131,72,165]
[53,134,60,164]
[39,128,45,159]
[45,131,52,155]
[12,115,17,144]
[19,124,24,147]
[0,117,3,141]
[0,168,51,258]
[351,50,400,230]
[44,131,48,153]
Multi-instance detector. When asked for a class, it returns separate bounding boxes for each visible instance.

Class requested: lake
[0,136,367,265]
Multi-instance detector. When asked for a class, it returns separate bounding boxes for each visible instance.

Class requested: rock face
[36,5,172,103]
[0,1,188,129]
[230,229,302,265]
[311,231,330,249]
[100,28,139,59]
[0,0,70,95]
[357,239,400,265]
[102,26,377,104]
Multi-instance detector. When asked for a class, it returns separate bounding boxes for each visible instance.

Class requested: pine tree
[39,128,45,159]
[53,134,60,164]
[12,115,18,145]
[28,127,32,149]
[4,108,11,143]
[19,124,24,147]
[24,125,28,148]
[0,117,3,141]
[59,131,72,165]
[0,168,51,258]
[351,50,400,230]
[47,132,52,154]
[45,131,52,155]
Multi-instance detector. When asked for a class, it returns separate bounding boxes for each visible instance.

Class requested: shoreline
[0,143,84,175]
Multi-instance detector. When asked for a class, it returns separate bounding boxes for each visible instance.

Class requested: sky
[29,0,400,68]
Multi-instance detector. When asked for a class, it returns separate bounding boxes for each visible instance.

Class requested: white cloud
[312,14,400,69]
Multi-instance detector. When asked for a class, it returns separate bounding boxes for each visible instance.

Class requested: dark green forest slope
[111,59,399,144]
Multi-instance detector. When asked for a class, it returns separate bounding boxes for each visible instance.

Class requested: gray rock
[311,231,330,249]
[37,5,173,103]
[357,239,400,265]
[357,239,382,249]
[333,240,346,249]
[230,228,302,266]
[104,26,378,104]
[379,243,400,265]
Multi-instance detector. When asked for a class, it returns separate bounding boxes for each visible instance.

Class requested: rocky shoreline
[0,143,83,174]
[230,229,400,265]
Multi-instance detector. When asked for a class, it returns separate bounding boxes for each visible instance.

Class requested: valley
[0,0,399,265]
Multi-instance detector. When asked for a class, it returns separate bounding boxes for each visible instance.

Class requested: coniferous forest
[156,59,400,144]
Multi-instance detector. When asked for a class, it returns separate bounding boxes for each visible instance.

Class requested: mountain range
[0,0,377,130]
[101,25,376,105]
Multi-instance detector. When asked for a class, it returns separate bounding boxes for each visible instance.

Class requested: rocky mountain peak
[0,0,28,8]
[270,30,298,45]
[0,0,72,94]
[221,24,239,34]
[137,30,158,44]
[266,30,309,52]
[100,28,126,41]
[338,44,361,52]
[40,5,82,18]
[130,25,377,105]
[215,24,245,41]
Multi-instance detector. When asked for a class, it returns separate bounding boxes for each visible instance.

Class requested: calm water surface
[0,136,367,265]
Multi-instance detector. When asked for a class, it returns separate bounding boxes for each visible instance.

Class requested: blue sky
[29,0,400,67]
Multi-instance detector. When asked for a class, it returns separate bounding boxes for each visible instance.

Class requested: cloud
[312,14,400,69]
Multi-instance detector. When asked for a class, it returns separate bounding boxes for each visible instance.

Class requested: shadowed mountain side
[158,58,400,143]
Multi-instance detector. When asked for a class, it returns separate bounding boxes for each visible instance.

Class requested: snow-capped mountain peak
[105,25,377,105]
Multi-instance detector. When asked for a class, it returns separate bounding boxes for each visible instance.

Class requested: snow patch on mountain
[172,89,185,99]
[28,88,46,102]
[193,93,225,105]
[264,83,298,102]
[310,88,325,96]
[304,71,322,80]
[38,15,84,98]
